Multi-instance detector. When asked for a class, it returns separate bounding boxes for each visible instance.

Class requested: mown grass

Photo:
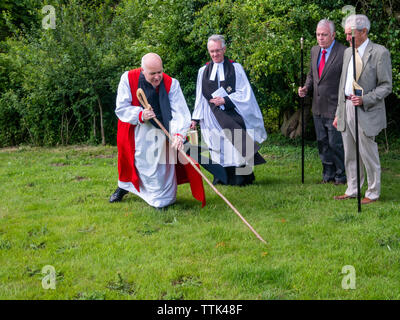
[1,135,400,300]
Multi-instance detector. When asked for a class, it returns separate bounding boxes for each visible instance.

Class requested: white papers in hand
[211,86,229,98]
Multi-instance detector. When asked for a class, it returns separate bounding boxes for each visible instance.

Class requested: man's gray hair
[317,19,336,34]
[207,34,226,48]
[345,14,371,33]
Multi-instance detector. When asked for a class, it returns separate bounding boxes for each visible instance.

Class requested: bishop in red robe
[110,53,205,209]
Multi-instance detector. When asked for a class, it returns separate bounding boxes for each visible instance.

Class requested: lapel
[359,40,373,80]
[312,46,320,82]
[318,42,338,82]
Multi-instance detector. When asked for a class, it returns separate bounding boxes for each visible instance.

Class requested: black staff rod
[352,29,362,213]
[300,37,305,184]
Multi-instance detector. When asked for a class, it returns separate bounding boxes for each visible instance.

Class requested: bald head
[141,53,163,87]
[141,53,162,70]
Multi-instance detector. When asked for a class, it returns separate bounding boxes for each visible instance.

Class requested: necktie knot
[322,49,327,55]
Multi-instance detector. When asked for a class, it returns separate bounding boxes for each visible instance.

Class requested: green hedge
[0,0,399,146]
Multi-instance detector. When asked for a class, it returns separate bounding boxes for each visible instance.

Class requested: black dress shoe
[212,177,223,186]
[109,187,128,203]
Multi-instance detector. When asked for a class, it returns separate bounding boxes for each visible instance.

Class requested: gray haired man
[333,14,392,204]
[299,19,347,185]
[190,35,267,186]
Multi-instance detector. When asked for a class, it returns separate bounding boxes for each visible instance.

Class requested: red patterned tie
[318,49,327,78]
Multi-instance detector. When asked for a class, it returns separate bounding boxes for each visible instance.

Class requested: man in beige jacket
[333,14,392,204]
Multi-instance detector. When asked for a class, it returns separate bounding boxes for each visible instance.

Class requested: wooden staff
[136,88,267,244]
[300,37,305,184]
[352,29,362,213]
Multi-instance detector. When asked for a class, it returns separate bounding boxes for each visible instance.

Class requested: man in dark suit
[299,19,347,185]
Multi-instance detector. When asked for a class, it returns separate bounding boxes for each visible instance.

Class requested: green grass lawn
[1,135,400,300]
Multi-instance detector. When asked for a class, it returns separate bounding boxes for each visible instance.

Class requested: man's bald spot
[141,53,164,87]
[141,53,163,71]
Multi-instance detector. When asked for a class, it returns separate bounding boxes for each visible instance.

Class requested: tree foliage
[0,0,399,147]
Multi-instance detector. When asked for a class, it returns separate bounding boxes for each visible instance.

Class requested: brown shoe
[334,194,356,200]
[361,197,378,204]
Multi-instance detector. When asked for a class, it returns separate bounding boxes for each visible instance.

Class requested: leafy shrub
[0,0,398,146]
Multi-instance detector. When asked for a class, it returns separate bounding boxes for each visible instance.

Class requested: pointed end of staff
[258,236,267,245]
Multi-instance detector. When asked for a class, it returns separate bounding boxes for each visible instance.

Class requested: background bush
[0,0,399,147]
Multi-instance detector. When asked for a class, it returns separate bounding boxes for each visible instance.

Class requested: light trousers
[342,100,381,200]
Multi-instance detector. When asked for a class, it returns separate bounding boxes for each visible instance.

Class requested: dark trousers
[313,115,346,183]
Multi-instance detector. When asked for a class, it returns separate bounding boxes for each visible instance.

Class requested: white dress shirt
[344,38,369,96]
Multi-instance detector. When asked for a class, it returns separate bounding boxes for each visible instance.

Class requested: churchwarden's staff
[352,29,362,213]
[300,37,305,184]
[136,88,267,244]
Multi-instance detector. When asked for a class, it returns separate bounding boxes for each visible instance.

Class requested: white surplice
[192,62,267,167]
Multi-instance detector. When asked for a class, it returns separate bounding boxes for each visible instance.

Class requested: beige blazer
[336,40,392,137]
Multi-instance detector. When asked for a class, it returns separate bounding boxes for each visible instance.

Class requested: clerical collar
[209,61,225,82]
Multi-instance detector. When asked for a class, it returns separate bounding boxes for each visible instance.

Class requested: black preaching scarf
[201,57,265,165]
[138,72,172,132]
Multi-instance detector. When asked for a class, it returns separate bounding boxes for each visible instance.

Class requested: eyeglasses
[208,48,224,54]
